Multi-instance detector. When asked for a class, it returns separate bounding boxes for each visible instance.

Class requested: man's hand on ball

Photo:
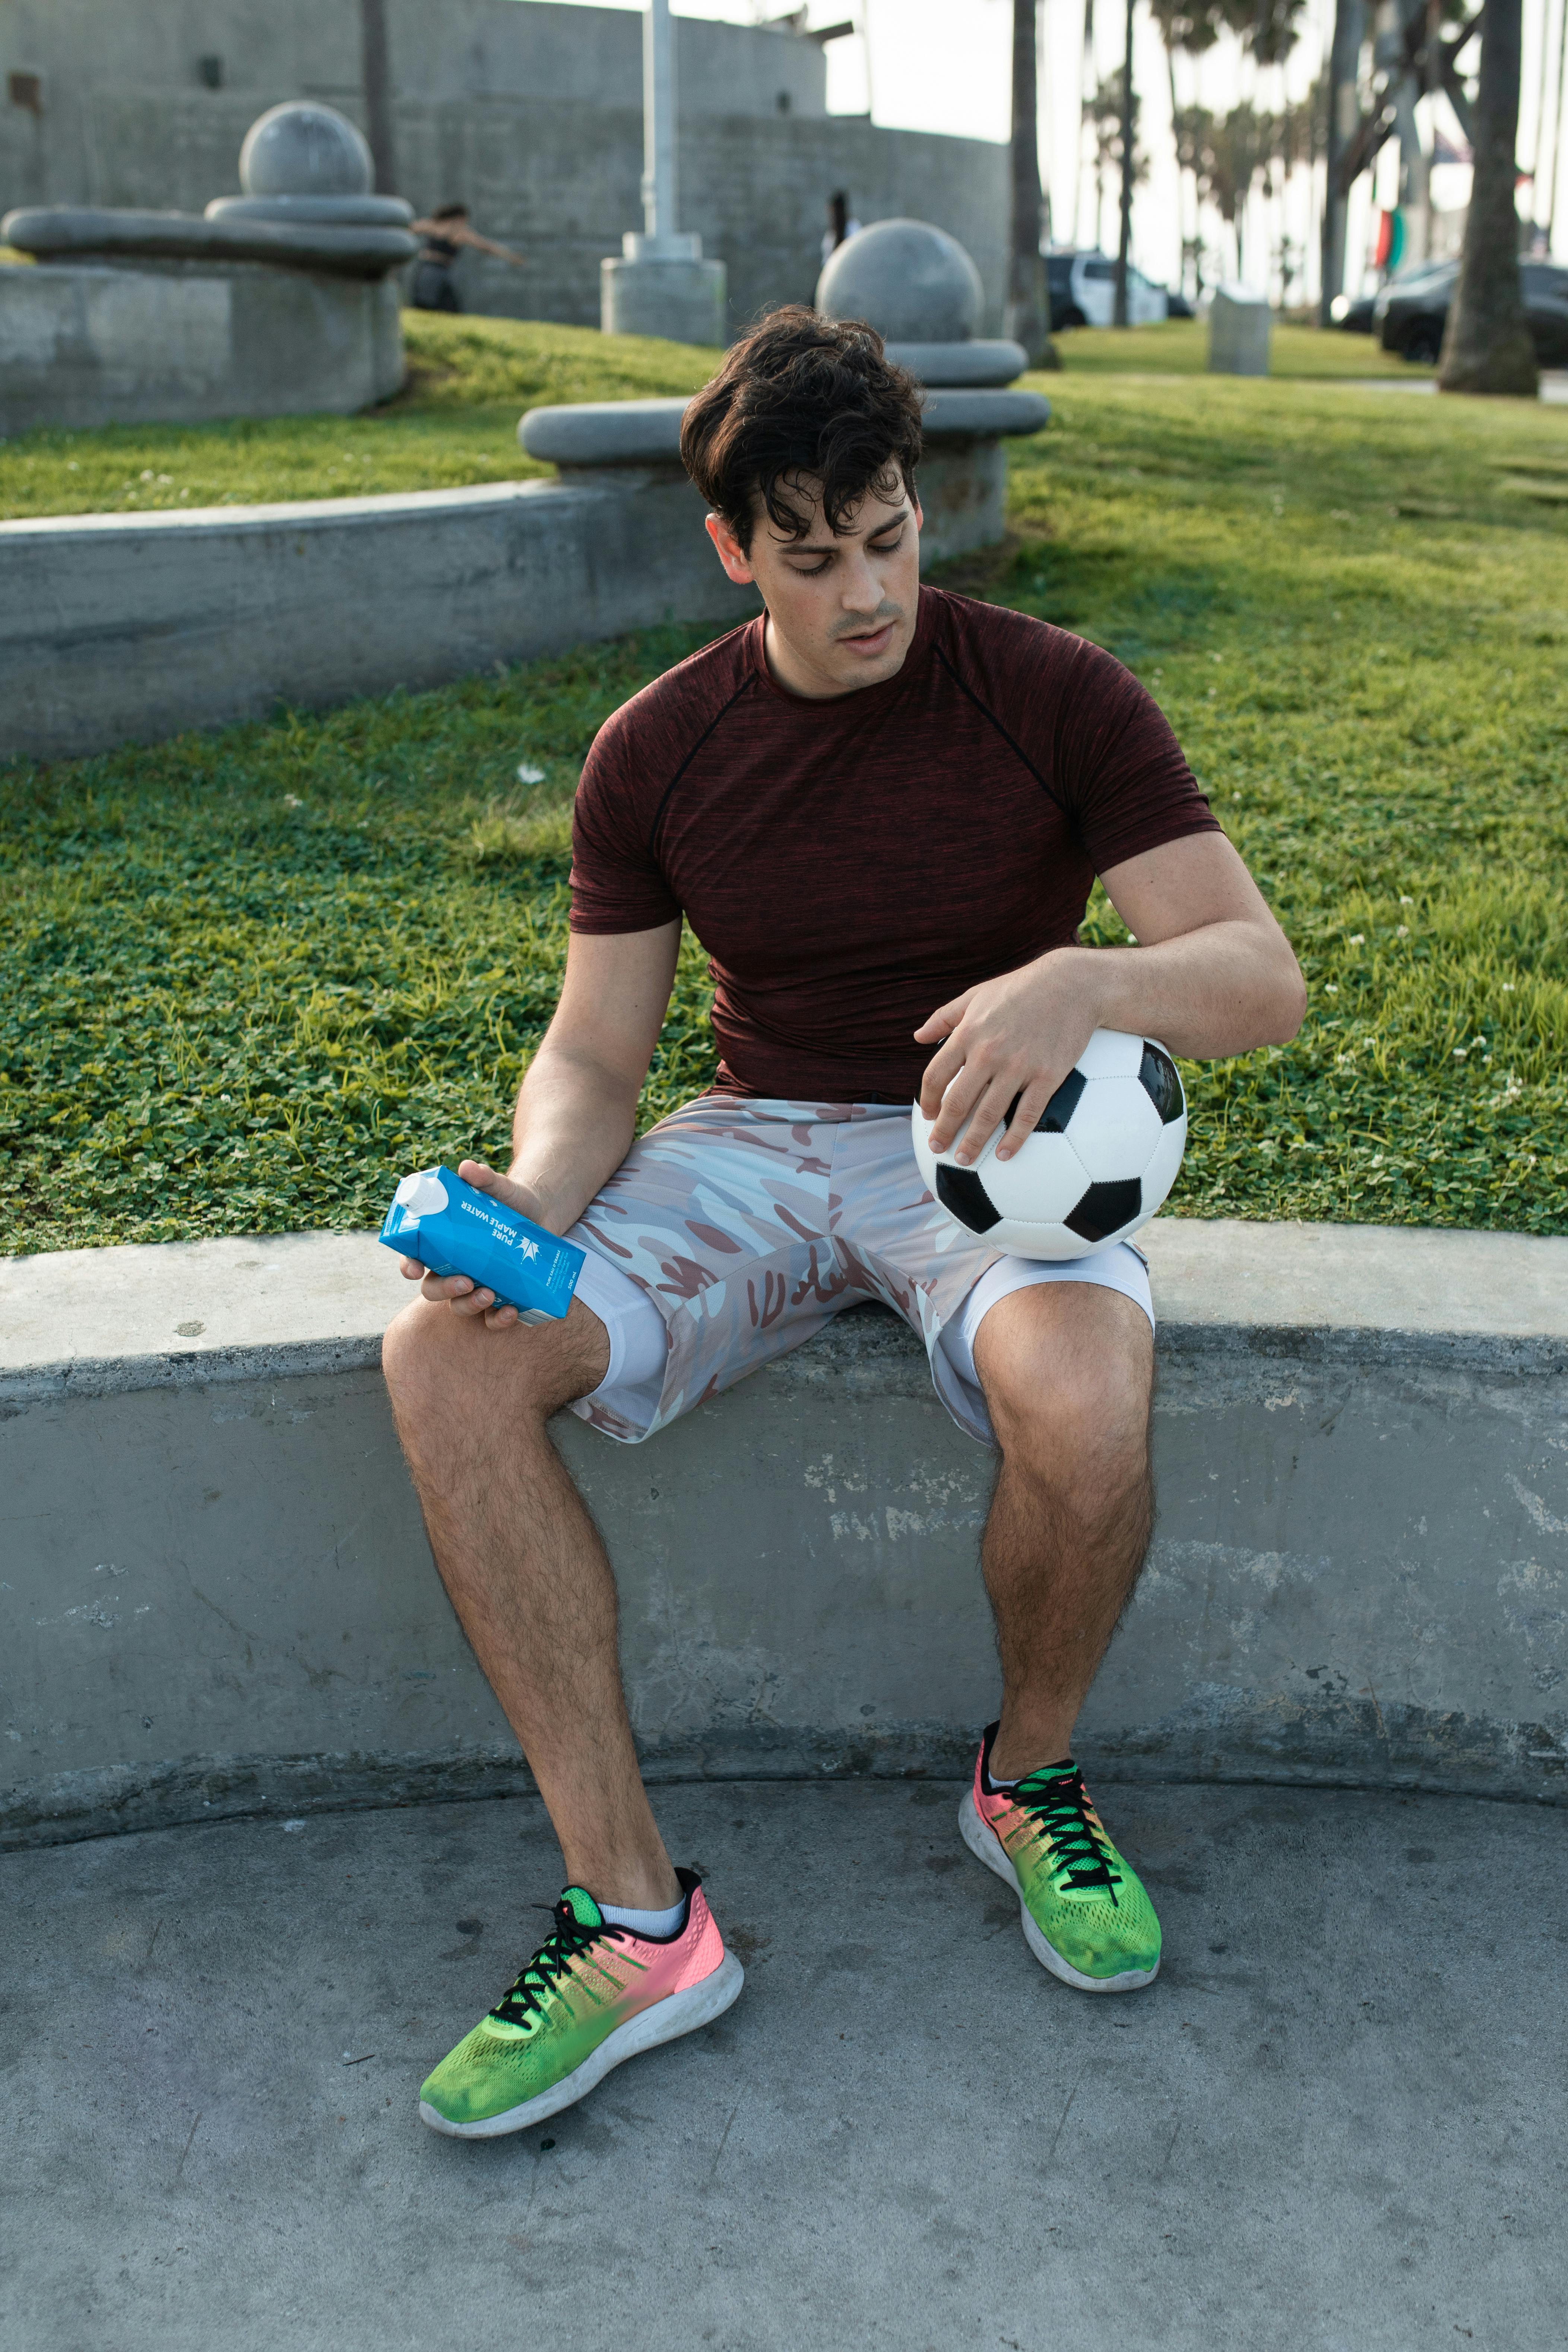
[397,1158,547,1330]
[915,952,1102,1164]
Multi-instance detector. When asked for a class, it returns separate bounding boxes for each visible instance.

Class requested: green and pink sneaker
[960,1723,1162,1993]
[418,1868,743,2138]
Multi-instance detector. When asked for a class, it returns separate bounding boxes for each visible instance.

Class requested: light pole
[640,0,680,252]
[600,1,727,346]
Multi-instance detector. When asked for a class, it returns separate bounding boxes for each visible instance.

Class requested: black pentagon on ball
[1002,1067,1087,1135]
[1138,1042,1184,1125]
[935,1163,1003,1234]
[1064,1177,1144,1244]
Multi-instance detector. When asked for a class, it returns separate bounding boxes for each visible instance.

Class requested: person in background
[410,203,528,313]
[821,189,862,265]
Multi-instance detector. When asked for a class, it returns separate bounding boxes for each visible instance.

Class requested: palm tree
[1439,0,1538,394]
[1008,0,1059,365]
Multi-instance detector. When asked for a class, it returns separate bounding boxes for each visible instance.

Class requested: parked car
[1166,289,1195,319]
[1330,291,1378,332]
[1046,249,1170,327]
[1377,259,1568,365]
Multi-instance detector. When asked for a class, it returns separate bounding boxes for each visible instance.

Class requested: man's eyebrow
[782,506,912,555]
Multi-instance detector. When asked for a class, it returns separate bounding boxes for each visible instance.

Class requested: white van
[1046,250,1170,329]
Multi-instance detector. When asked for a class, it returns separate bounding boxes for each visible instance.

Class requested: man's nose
[839,550,882,608]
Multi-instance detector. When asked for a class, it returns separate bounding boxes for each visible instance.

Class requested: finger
[951,1075,1020,1166]
[995,1079,1052,1162]
[484,1302,520,1331]
[928,1057,994,1155]
[400,1257,425,1280]
[457,1158,496,1189]
[912,988,975,1046]
[447,1286,497,1319]
[419,1271,474,1303]
[918,1033,975,1121]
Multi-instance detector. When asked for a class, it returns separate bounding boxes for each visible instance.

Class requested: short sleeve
[568,724,682,935]
[1052,638,1220,875]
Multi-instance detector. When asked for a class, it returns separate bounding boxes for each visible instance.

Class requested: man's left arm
[916,830,1306,1163]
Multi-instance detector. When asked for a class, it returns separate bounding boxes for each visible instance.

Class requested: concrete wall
[0,260,402,434]
[0,434,1015,764]
[0,0,1009,336]
[3,1219,1565,1849]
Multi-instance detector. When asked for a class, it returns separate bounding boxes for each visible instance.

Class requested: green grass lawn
[1054,316,1429,378]
[0,313,718,522]
[1,320,1565,1252]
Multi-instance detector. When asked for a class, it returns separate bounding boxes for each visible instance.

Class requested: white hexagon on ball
[972,1130,1093,1227]
[1075,1028,1144,1080]
[1063,1076,1163,1184]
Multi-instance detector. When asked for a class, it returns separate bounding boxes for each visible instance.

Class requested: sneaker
[418,1868,744,2138]
[959,1723,1162,1993]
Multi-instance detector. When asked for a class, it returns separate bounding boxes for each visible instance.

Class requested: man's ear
[705,511,756,586]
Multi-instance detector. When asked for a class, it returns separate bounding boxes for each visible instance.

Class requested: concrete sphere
[239,102,374,200]
[815,218,984,344]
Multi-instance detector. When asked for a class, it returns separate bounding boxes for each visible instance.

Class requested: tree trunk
[1114,0,1135,324]
[1438,0,1538,395]
[1008,0,1059,365]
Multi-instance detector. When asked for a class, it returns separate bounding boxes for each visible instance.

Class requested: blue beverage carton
[380,1166,584,1325]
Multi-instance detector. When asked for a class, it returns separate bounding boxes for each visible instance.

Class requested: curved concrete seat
[517,386,1052,470]
[2,205,418,279]
[206,194,415,228]
[918,386,1051,438]
[3,1219,1564,1849]
[884,338,1029,385]
[519,396,691,467]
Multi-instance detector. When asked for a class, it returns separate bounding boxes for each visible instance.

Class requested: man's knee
[977,1286,1153,1466]
[381,1295,608,1444]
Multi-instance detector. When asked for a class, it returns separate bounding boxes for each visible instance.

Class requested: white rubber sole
[959,1789,1160,1995]
[418,1949,746,2139]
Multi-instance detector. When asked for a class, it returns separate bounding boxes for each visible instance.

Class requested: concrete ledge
[518,388,1051,469]
[0,472,760,765]
[2,205,418,279]
[884,338,1029,384]
[3,1218,1565,1847]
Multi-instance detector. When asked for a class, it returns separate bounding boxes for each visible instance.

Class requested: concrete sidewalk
[4,1781,1562,2351]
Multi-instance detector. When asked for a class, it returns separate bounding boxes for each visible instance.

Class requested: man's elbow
[1261,943,1308,1045]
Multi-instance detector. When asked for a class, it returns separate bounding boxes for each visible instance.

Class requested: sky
[552,0,1568,301]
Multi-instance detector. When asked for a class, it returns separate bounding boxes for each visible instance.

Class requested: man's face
[705,472,922,700]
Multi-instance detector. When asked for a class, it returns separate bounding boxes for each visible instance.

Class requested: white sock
[599,1894,686,1938]
[988,1756,1073,1793]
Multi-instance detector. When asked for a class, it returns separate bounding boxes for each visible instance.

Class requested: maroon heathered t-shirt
[569,586,1219,1104]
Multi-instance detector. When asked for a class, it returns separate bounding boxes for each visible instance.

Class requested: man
[383,308,1305,2140]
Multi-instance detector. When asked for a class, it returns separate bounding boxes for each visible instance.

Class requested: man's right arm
[404,921,682,1326]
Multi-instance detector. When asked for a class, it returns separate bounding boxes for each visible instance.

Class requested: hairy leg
[972,1282,1155,1782]
[381,1296,680,1911]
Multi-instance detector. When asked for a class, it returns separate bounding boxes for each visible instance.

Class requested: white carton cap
[393,1169,449,1219]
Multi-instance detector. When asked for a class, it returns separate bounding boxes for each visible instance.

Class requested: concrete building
[0,0,1010,336]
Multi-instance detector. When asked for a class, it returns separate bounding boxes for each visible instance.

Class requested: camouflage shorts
[563,1095,1151,1449]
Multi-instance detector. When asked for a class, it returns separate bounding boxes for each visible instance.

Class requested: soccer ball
[912,1028,1187,1259]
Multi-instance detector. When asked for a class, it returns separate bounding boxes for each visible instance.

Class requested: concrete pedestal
[1209,285,1272,376]
[0,261,404,436]
[601,253,727,348]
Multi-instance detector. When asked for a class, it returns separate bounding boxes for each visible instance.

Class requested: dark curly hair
[679,306,924,553]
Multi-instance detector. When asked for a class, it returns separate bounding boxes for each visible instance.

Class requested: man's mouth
[839,618,898,656]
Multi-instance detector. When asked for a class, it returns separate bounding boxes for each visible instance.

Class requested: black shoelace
[488,1898,620,2030]
[1011,1767,1122,1905]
